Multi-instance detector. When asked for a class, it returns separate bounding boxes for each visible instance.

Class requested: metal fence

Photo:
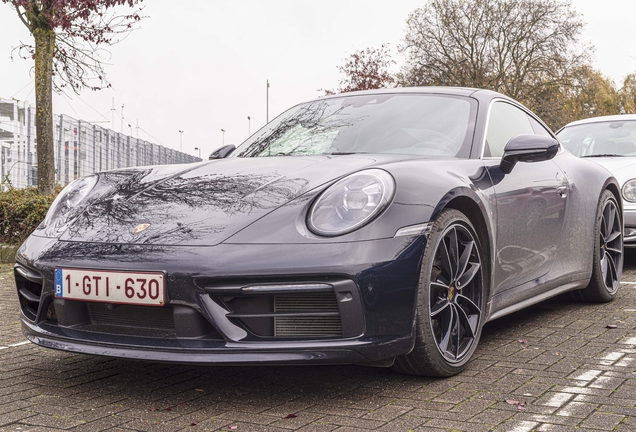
[0,98,201,190]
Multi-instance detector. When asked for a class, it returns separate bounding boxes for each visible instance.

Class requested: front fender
[225,159,495,244]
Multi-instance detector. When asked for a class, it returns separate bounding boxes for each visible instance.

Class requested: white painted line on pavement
[0,340,30,350]
[622,282,636,285]
[8,341,30,347]
[506,421,539,432]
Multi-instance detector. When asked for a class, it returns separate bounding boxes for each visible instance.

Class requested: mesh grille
[274,293,339,312]
[274,293,342,337]
[274,317,343,337]
[88,303,175,330]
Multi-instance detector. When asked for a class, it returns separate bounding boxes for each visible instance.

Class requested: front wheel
[393,209,486,377]
[571,190,623,302]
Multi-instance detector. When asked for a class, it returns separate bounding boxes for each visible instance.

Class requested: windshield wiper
[581,154,624,158]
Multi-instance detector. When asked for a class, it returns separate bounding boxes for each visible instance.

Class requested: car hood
[584,157,636,186]
[58,155,398,246]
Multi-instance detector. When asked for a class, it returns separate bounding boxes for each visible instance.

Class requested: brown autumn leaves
[329,0,635,131]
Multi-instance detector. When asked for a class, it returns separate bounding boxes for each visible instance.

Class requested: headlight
[41,175,98,231]
[623,179,636,203]
[307,169,395,236]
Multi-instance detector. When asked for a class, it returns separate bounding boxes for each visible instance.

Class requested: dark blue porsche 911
[15,87,623,376]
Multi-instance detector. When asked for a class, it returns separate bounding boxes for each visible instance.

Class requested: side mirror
[500,135,559,174]
[209,144,236,160]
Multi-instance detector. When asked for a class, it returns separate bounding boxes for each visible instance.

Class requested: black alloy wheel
[393,209,486,377]
[429,222,483,363]
[571,190,623,302]
[598,196,623,293]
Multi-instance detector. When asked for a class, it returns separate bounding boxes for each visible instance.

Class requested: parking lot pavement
[0,252,634,432]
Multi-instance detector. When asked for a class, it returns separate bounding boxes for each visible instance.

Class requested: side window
[527,115,552,137]
[484,102,534,157]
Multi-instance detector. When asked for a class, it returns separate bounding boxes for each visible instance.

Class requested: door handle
[556,186,567,198]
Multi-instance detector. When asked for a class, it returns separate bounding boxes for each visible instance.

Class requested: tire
[393,209,486,377]
[570,190,623,302]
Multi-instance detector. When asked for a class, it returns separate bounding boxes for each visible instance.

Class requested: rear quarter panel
[552,150,620,280]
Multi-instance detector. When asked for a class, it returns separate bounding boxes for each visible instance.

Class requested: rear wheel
[571,190,623,302]
[393,209,486,377]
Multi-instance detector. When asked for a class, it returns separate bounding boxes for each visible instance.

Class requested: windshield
[234,94,477,158]
[557,120,636,157]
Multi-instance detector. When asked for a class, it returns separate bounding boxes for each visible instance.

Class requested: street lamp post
[179,130,184,152]
[221,129,226,146]
[194,147,202,159]
[247,116,251,136]
[266,80,270,123]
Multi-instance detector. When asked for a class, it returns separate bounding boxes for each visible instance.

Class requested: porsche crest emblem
[448,285,455,302]
[133,223,151,234]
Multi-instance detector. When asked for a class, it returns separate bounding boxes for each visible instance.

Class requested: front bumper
[16,234,425,365]
[22,319,412,365]
[625,208,636,248]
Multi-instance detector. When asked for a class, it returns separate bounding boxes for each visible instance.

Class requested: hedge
[0,187,61,245]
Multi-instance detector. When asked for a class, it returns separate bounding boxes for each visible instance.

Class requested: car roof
[561,114,636,128]
[315,86,513,103]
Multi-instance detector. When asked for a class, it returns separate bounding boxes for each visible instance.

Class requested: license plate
[54,268,165,306]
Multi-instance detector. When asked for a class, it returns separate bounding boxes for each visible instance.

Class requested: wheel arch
[396,193,494,376]
[443,195,494,305]
[445,197,490,256]
[604,180,623,215]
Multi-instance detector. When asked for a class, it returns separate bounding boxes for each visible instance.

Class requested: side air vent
[204,278,364,339]
[14,265,44,321]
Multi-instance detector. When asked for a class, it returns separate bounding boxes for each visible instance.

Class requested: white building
[0,98,201,189]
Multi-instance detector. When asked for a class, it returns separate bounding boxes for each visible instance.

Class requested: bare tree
[398,0,591,127]
[3,0,144,194]
[322,44,395,95]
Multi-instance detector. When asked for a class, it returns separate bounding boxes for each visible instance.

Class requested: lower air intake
[88,303,175,329]
[85,303,177,338]
[274,293,342,337]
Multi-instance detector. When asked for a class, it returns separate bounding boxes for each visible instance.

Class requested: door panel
[480,100,568,295]
[485,159,567,294]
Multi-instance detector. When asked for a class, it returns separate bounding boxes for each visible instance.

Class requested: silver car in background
[557,115,636,248]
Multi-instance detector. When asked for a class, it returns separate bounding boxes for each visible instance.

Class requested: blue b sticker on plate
[54,268,63,297]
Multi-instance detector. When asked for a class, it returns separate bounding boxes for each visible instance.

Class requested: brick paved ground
[0,250,634,431]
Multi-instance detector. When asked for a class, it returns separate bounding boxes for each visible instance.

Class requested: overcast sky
[1,0,636,157]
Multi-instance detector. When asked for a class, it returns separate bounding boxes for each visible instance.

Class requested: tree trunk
[33,27,56,195]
